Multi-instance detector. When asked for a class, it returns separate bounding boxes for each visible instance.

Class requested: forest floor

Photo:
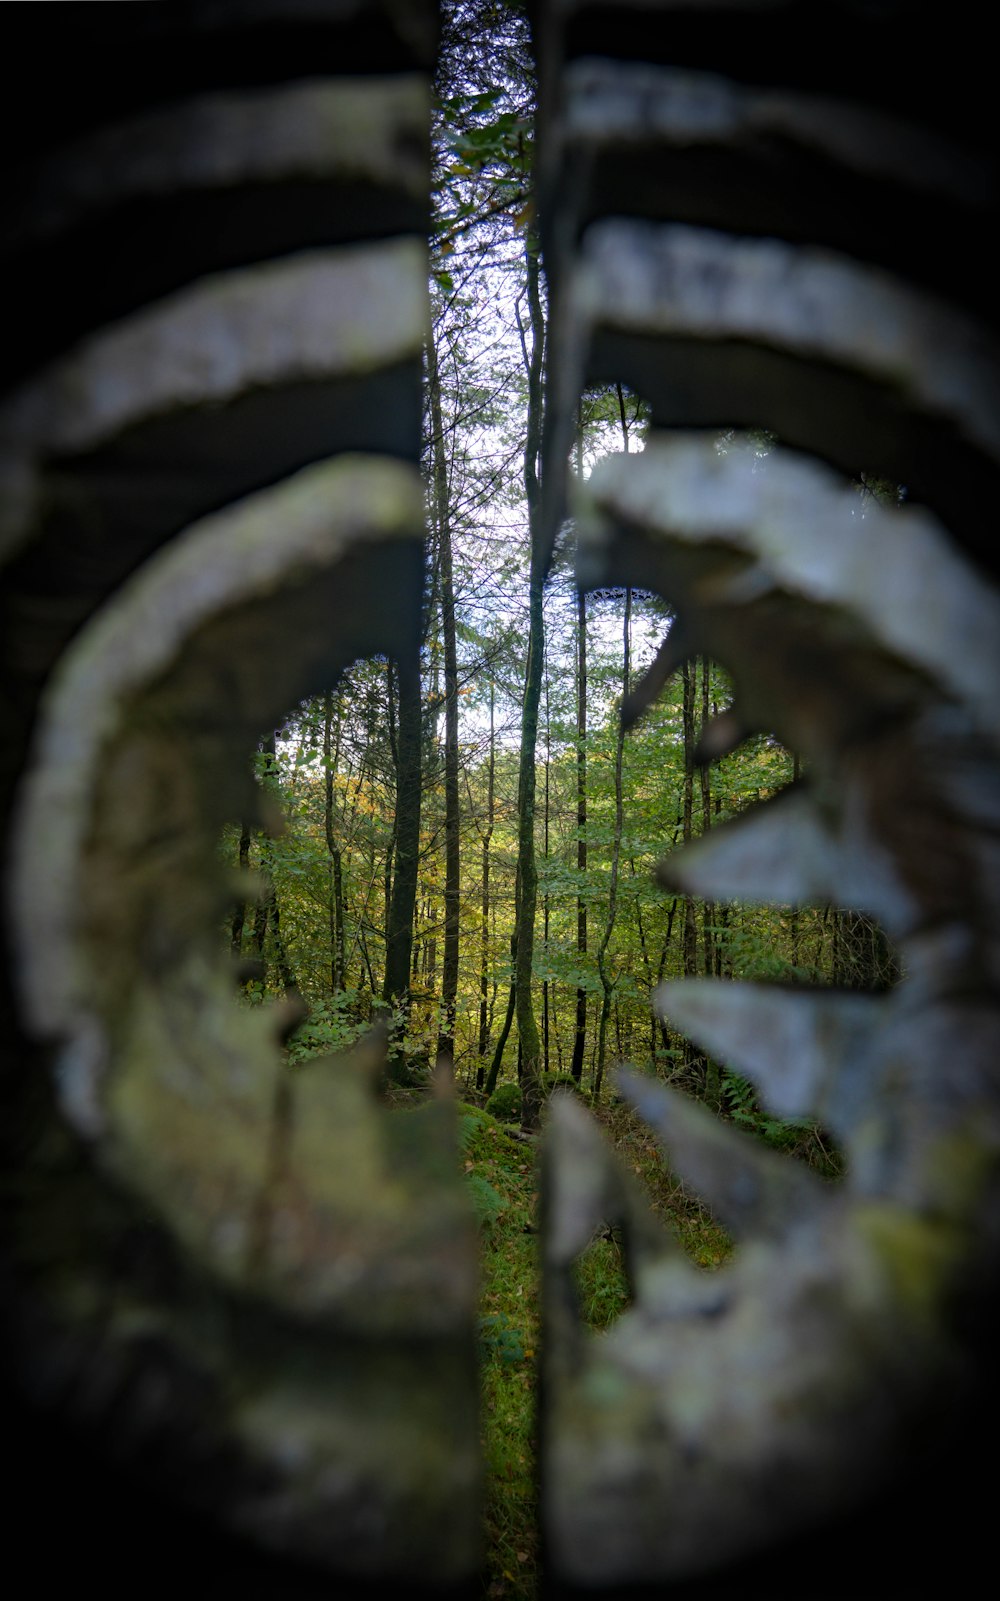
[420,1087,733,1601]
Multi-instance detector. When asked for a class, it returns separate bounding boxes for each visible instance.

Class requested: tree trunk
[384,659,397,971]
[594,586,630,1100]
[543,661,551,1075]
[382,654,422,1018]
[512,228,546,1132]
[679,658,705,1089]
[230,819,251,956]
[476,683,496,1088]
[698,658,720,1107]
[427,321,461,1065]
[484,934,517,1099]
[571,577,588,1084]
[250,733,299,997]
[700,657,715,979]
[323,692,346,993]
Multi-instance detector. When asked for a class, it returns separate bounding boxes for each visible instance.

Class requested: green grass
[458,1105,541,1598]
[457,1093,731,1600]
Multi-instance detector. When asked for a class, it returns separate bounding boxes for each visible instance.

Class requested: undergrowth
[456,1093,731,1600]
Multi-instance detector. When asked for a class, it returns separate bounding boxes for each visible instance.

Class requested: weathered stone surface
[541,436,1000,1582]
[581,435,1000,745]
[537,3,1000,1573]
[617,1069,832,1241]
[1,239,427,467]
[3,76,428,251]
[576,223,1000,461]
[4,0,1000,1590]
[654,783,918,929]
[558,58,988,206]
[11,455,421,1141]
[543,57,994,327]
[542,1159,963,1585]
[5,448,479,1578]
[656,981,882,1140]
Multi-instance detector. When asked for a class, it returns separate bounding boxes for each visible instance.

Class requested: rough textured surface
[543,432,1000,1584]
[1,6,480,1590]
[3,0,1000,1592]
[3,76,428,248]
[537,0,1000,1590]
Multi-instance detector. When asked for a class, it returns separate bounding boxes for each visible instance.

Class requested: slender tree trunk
[427,322,461,1064]
[484,934,517,1099]
[681,661,698,980]
[476,683,496,1088]
[594,587,630,1100]
[323,692,346,993]
[571,576,588,1083]
[252,733,299,997]
[542,660,551,1076]
[680,658,707,1090]
[700,657,715,978]
[384,659,397,963]
[512,229,547,1132]
[251,888,269,988]
[382,654,422,1020]
[260,845,298,996]
[629,857,657,1066]
[791,748,802,970]
[698,657,721,1107]
[230,820,251,956]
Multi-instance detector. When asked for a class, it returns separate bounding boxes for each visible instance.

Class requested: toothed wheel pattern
[542,436,1000,1584]
[1,0,998,1593]
[534,0,1000,1589]
[1,4,481,1590]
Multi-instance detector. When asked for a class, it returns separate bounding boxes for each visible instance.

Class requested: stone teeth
[656,979,883,1143]
[615,1068,832,1241]
[583,435,1000,747]
[577,222,1000,466]
[655,783,916,935]
[692,706,751,763]
[543,1089,674,1271]
[620,624,692,727]
[0,239,428,460]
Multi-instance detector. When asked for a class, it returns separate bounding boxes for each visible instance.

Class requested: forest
[5,2,996,1598]
[226,2,895,1123]
[216,9,897,1588]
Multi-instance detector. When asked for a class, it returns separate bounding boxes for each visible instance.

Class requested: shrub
[541,1071,583,1099]
[485,1083,522,1122]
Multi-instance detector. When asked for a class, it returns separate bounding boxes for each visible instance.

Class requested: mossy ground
[453,1092,731,1600]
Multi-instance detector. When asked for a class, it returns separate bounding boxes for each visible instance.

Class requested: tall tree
[570,435,589,1084]
[594,587,630,1099]
[322,691,347,994]
[476,681,497,1086]
[230,819,251,957]
[512,225,546,1131]
[426,319,462,1064]
[258,731,299,996]
[382,655,422,1026]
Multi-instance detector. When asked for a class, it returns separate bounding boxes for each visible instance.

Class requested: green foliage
[571,1231,631,1330]
[284,991,370,1065]
[478,1310,525,1365]
[468,1173,508,1229]
[540,1071,584,1099]
[460,1097,539,1596]
[453,1084,733,1598]
[718,921,819,985]
[486,1082,522,1122]
[721,1070,844,1176]
[722,1070,807,1147]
